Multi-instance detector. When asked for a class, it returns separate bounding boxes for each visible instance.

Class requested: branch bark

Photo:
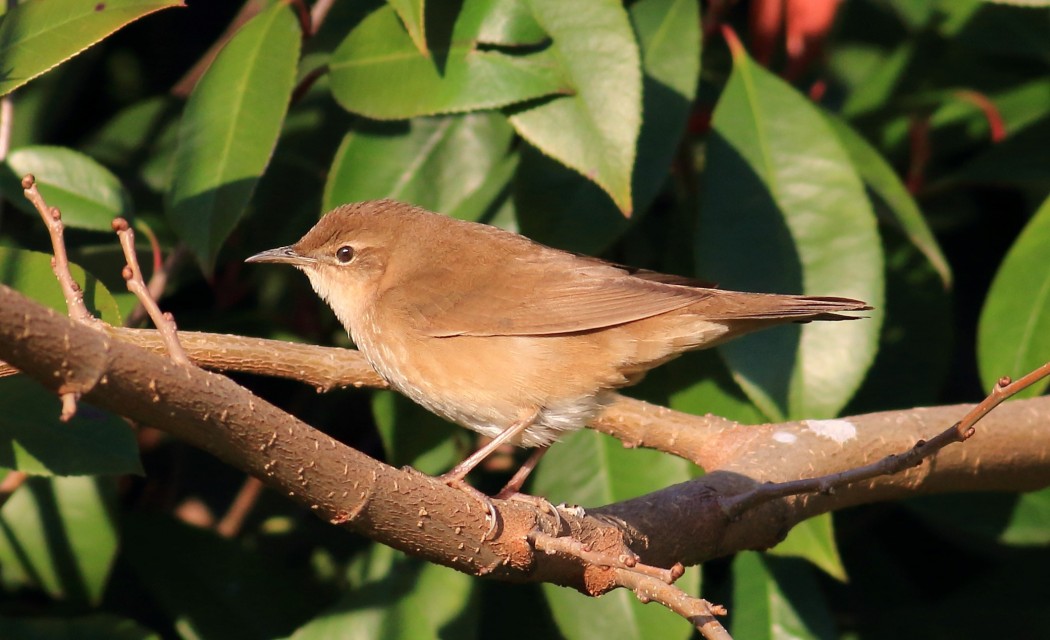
[2,284,1049,590]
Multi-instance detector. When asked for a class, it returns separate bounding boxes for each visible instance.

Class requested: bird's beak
[245,245,315,266]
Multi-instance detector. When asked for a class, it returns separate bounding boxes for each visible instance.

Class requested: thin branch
[612,568,731,640]
[22,175,102,327]
[310,0,336,36]
[217,476,265,538]
[0,470,27,509]
[112,218,191,366]
[720,362,1050,519]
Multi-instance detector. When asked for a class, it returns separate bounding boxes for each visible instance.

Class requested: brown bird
[247,200,869,501]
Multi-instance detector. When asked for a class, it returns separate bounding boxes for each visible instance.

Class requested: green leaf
[291,544,478,639]
[0,247,140,477]
[730,553,837,640]
[371,391,465,475]
[512,0,698,251]
[697,42,884,422]
[0,476,119,605]
[0,0,183,96]
[167,1,301,273]
[81,95,181,193]
[329,2,567,119]
[509,0,641,215]
[531,429,694,507]
[122,514,318,640]
[767,514,847,582]
[630,350,767,431]
[1,145,132,231]
[475,0,546,45]
[977,193,1050,397]
[826,115,951,287]
[323,111,515,220]
[387,0,427,52]
[0,614,160,640]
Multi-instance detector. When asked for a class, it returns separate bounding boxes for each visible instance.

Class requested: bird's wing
[383,253,712,337]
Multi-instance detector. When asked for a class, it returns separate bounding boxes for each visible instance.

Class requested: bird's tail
[697,291,871,323]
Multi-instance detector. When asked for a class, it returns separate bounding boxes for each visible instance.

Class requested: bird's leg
[438,412,538,539]
[496,446,566,534]
[439,412,538,485]
[495,446,549,499]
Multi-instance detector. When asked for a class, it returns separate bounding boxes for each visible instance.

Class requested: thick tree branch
[3,284,1049,580]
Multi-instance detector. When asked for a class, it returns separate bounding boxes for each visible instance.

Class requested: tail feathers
[700,292,871,323]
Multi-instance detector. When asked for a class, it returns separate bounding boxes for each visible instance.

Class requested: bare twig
[0,470,27,509]
[112,218,191,367]
[612,568,731,640]
[22,175,102,327]
[310,0,336,36]
[528,529,683,583]
[217,476,265,537]
[721,362,1050,518]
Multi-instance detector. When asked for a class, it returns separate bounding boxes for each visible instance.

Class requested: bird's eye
[335,245,354,263]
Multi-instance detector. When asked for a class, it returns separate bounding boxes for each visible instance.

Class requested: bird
[247,199,869,501]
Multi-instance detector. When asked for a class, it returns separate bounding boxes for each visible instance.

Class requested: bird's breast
[350,315,610,447]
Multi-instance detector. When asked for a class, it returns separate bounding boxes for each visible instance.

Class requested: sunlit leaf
[509,0,641,214]
[0,476,119,604]
[167,1,301,273]
[2,145,132,231]
[697,38,884,421]
[0,0,183,96]
[329,2,566,119]
[977,193,1050,397]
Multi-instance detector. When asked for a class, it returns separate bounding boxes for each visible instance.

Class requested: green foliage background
[0,0,1048,638]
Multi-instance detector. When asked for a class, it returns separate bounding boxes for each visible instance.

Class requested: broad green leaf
[697,42,884,422]
[513,0,699,251]
[122,514,318,640]
[0,248,140,477]
[0,476,118,605]
[767,514,847,582]
[167,1,301,273]
[977,193,1050,397]
[329,2,567,119]
[323,111,515,220]
[475,0,546,45]
[81,95,181,193]
[531,429,694,507]
[630,350,766,432]
[0,0,183,96]
[730,553,836,640]
[840,42,913,117]
[1,145,132,231]
[509,0,641,215]
[0,614,159,640]
[387,0,426,52]
[291,544,478,639]
[826,116,951,287]
[371,391,465,475]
